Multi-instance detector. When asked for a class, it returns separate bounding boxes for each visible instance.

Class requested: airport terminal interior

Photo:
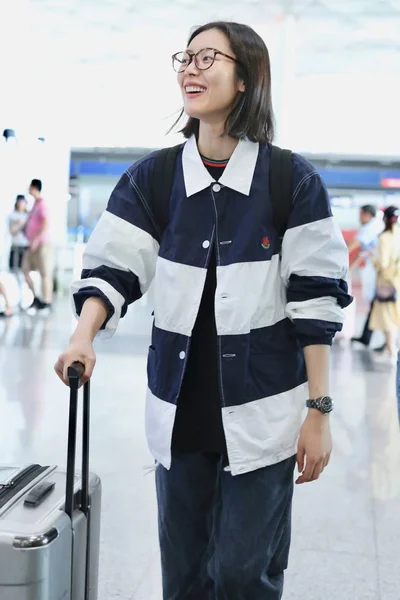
[1,1,400,599]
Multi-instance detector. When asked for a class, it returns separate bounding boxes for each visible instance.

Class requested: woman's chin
[184,107,203,120]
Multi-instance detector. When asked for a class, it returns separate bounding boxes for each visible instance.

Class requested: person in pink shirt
[22,179,54,310]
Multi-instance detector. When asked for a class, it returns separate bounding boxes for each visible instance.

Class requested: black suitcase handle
[65,362,90,519]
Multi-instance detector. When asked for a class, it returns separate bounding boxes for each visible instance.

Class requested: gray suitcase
[0,362,101,599]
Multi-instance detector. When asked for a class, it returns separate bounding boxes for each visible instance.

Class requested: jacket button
[202,240,210,249]
[212,183,221,192]
[179,351,186,360]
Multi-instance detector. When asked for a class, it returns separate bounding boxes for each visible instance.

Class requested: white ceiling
[23,0,400,75]
[2,0,400,152]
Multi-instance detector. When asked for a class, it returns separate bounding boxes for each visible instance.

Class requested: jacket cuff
[298,335,334,348]
[73,286,115,330]
[293,318,343,348]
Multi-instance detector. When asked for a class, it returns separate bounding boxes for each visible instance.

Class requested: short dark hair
[14,194,27,211]
[30,179,42,192]
[173,21,275,143]
[360,204,376,218]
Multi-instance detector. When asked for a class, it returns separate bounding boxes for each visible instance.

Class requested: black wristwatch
[306,396,334,415]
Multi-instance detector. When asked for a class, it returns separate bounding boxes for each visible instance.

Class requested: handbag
[376,280,397,303]
[375,239,400,303]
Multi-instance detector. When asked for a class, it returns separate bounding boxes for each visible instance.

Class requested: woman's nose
[185,56,201,76]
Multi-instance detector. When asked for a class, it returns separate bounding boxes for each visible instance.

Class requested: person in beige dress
[370,206,400,363]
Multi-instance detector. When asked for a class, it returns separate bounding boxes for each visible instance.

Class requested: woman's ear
[238,80,246,93]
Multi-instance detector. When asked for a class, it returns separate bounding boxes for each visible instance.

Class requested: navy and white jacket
[71,135,352,476]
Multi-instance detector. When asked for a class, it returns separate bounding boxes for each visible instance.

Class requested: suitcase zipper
[0,465,49,509]
[0,465,40,489]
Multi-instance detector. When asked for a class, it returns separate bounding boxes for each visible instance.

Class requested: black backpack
[149,144,292,242]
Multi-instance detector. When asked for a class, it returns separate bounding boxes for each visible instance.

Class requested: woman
[370,205,400,364]
[8,195,29,271]
[55,22,351,599]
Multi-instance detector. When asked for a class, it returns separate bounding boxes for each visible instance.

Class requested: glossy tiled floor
[0,295,399,600]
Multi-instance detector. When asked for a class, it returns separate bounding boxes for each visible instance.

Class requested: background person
[22,179,54,311]
[350,204,384,348]
[369,206,400,364]
[8,194,29,272]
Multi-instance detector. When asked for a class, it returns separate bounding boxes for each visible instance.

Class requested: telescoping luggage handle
[65,361,90,520]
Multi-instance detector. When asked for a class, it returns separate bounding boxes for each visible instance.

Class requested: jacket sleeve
[70,157,159,339]
[280,154,353,348]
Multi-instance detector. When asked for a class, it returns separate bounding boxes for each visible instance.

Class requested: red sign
[381,178,400,188]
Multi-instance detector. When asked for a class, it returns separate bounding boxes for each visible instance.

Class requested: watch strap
[306,396,333,414]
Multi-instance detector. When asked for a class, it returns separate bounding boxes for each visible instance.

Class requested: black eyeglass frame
[171,47,241,73]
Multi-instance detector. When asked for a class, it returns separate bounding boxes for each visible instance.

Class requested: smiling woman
[171,21,275,145]
[59,19,352,600]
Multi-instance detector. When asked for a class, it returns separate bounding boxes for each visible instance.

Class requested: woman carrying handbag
[370,205,400,364]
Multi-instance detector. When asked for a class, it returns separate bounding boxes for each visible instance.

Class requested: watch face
[320,397,333,413]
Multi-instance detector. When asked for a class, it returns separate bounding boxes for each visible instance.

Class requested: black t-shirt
[171,157,228,455]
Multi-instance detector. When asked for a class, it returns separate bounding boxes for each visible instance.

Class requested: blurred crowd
[347,203,400,420]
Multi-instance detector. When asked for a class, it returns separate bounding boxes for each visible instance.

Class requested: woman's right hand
[54,338,96,386]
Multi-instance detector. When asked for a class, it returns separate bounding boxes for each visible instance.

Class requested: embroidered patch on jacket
[261,236,271,249]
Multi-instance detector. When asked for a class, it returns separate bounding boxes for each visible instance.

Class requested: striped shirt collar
[182,134,260,197]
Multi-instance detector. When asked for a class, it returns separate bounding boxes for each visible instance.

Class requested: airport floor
[1,295,399,600]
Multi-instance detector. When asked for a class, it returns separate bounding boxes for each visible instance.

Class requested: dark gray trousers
[156,452,296,600]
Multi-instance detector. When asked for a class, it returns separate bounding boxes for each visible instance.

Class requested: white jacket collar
[182,134,260,197]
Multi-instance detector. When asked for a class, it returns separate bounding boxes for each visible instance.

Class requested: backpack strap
[150,144,182,241]
[269,145,293,239]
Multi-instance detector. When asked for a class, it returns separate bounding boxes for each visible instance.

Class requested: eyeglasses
[172,47,239,73]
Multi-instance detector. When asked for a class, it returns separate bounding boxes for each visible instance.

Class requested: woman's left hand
[296,411,332,484]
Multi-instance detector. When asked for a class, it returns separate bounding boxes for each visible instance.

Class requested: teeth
[185,86,206,93]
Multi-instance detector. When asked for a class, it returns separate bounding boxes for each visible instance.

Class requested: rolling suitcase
[0,362,101,599]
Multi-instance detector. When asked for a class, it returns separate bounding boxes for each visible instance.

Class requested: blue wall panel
[70,159,400,190]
